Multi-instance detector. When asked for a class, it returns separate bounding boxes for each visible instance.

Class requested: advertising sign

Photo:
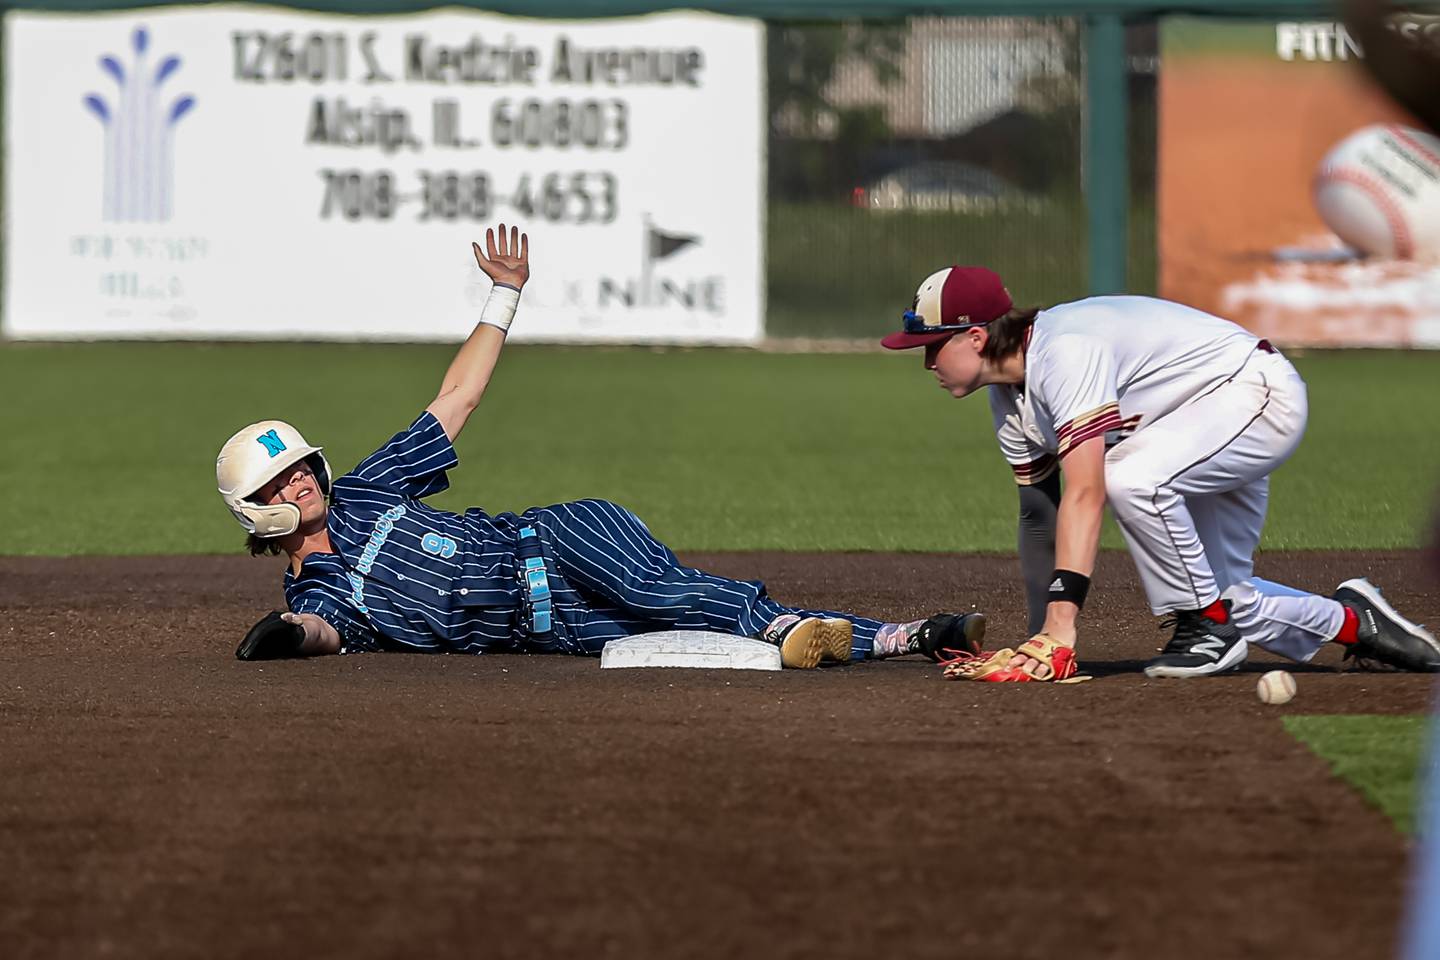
[4,8,763,342]
[1160,17,1440,347]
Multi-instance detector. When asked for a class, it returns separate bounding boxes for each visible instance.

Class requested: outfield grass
[766,199,1157,338]
[1160,16,1278,59]
[0,344,1437,555]
[1286,715,1429,834]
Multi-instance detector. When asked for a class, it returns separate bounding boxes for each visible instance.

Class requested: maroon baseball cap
[880,266,1013,350]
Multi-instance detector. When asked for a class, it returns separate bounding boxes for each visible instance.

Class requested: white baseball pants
[1103,348,1342,662]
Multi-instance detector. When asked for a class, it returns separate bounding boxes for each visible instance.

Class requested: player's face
[257,461,327,527]
[924,330,986,398]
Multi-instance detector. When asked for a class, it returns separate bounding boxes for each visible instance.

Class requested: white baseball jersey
[985,294,1345,661]
[988,295,1264,485]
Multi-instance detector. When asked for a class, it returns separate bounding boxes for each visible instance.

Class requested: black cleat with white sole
[906,613,986,663]
[1335,578,1440,673]
[1143,603,1247,678]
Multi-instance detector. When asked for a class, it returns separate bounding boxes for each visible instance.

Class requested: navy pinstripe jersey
[283,411,527,654]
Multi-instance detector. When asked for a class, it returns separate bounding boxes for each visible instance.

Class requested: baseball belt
[516,526,553,637]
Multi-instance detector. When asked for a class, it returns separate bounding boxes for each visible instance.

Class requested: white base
[599,631,782,671]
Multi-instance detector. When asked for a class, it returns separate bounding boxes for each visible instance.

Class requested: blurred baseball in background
[1314,124,1440,259]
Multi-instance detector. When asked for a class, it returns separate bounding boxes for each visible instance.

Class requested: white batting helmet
[215,420,332,538]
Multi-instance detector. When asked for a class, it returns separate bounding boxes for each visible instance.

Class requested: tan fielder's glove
[942,633,1084,683]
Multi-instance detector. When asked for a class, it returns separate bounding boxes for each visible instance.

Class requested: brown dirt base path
[1,550,1434,960]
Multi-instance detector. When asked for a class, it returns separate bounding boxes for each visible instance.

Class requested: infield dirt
[1,549,1431,959]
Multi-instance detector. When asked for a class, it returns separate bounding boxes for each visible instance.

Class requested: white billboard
[4,8,763,342]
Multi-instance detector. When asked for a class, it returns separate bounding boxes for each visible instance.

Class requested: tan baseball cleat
[763,615,853,669]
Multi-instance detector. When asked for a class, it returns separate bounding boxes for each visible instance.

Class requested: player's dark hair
[980,307,1041,362]
[246,532,284,557]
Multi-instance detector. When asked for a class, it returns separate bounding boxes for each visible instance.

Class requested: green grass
[1161,17,1280,60]
[766,199,1157,337]
[1286,715,1429,834]
[0,344,1437,555]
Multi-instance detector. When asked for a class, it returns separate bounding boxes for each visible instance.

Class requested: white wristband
[478,283,520,333]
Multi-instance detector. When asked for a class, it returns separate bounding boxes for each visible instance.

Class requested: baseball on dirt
[1313,124,1440,259]
[1256,670,1297,706]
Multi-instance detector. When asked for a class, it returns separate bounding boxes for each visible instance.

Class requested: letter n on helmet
[215,420,332,537]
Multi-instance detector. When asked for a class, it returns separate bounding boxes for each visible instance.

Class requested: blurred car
[851,162,1043,214]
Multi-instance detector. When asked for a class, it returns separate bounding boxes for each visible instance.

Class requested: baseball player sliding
[216,224,984,668]
[882,266,1440,681]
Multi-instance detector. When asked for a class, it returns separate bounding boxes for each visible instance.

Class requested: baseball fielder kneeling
[882,266,1439,681]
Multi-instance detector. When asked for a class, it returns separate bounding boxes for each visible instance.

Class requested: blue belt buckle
[524,558,552,633]
[517,527,552,635]
[524,558,550,599]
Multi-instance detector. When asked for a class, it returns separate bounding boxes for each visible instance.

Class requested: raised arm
[427,223,531,442]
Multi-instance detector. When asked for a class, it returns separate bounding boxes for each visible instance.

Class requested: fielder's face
[256,461,327,528]
[924,328,988,398]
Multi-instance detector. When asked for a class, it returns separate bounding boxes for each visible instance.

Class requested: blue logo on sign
[256,430,287,457]
[421,532,458,559]
[82,26,196,222]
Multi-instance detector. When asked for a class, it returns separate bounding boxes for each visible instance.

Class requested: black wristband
[1048,569,1091,609]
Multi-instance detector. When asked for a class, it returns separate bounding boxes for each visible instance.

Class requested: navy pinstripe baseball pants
[521,499,882,659]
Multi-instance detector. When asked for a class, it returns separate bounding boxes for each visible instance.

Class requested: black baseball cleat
[907,613,986,663]
[1335,578,1440,672]
[1143,602,1247,678]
